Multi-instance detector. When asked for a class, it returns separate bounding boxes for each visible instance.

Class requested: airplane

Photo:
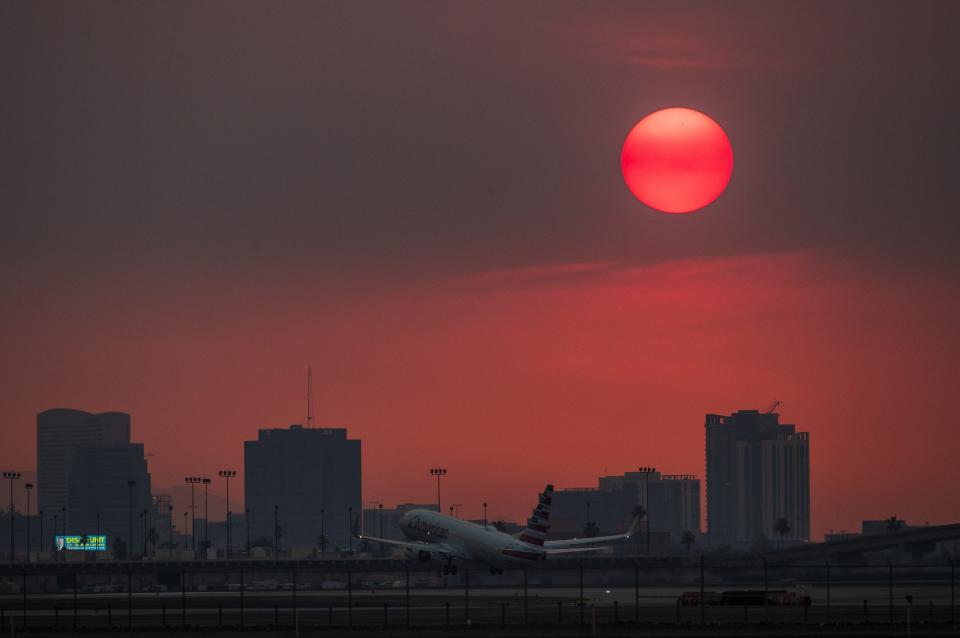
[358,484,640,574]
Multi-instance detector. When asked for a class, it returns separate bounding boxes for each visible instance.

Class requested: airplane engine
[418,550,432,562]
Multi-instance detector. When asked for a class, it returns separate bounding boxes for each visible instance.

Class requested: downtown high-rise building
[37,409,132,530]
[705,410,810,547]
[600,470,701,541]
[67,443,152,555]
[244,425,361,552]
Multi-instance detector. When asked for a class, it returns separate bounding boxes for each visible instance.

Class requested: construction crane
[765,400,782,414]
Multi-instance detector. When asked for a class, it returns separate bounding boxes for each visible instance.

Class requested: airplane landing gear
[442,559,458,575]
[489,567,504,575]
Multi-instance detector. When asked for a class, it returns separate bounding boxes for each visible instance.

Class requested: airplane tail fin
[517,484,553,547]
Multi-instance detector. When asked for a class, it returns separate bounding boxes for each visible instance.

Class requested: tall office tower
[37,409,131,526]
[244,425,361,551]
[705,410,810,547]
[599,470,701,541]
[66,444,152,555]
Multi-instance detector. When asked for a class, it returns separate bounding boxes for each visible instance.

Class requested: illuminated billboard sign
[54,535,107,552]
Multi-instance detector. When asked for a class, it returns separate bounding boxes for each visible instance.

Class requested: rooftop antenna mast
[307,366,314,428]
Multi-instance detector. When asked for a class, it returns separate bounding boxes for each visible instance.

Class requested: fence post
[128,569,133,628]
[464,566,469,623]
[557,600,562,624]
[162,605,166,627]
[863,599,868,623]
[218,604,222,627]
[951,554,956,625]
[699,555,705,625]
[445,601,450,625]
[824,558,831,623]
[579,565,584,625]
[292,564,297,623]
[22,570,26,629]
[108,603,112,627]
[614,599,619,623]
[180,568,186,627]
[383,602,388,626]
[73,569,78,629]
[501,602,506,627]
[405,566,410,626]
[347,567,352,628]
[888,561,894,625]
[634,563,640,622]
[274,603,278,626]
[239,568,244,626]
[762,557,769,624]
[523,567,528,625]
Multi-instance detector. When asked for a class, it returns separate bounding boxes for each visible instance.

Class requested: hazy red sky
[2,2,959,538]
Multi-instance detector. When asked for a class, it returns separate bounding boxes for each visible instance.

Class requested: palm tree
[680,531,696,554]
[885,516,904,533]
[774,518,791,548]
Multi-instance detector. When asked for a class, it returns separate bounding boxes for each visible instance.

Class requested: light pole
[429,468,446,512]
[183,511,188,551]
[218,470,236,558]
[245,508,250,556]
[202,477,211,557]
[639,467,654,556]
[39,511,43,557]
[273,505,279,555]
[168,505,174,558]
[184,477,200,552]
[24,482,33,562]
[348,506,353,553]
[139,510,145,559]
[3,471,21,561]
[127,480,136,559]
[320,508,325,559]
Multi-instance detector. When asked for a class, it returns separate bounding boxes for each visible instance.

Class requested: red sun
[621,107,733,213]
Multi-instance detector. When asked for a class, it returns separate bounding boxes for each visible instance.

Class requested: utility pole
[307,366,314,429]
[219,470,236,558]
[24,482,33,562]
[429,468,447,512]
[3,472,21,561]
[202,477,211,557]
[127,480,136,559]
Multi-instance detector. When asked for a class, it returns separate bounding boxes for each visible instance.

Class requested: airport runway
[0,583,956,630]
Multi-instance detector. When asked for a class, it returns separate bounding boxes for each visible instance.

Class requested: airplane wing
[357,534,470,560]
[543,517,640,549]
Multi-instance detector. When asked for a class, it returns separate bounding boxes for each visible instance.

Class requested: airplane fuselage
[399,509,545,565]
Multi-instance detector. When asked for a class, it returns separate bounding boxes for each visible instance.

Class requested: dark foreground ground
[3,625,959,638]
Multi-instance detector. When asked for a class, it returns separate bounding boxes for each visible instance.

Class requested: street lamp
[202,477,211,557]
[24,483,33,562]
[638,466,655,556]
[184,477,201,552]
[139,510,145,559]
[368,501,383,557]
[3,471,21,561]
[127,480,136,559]
[183,511,188,551]
[218,470,236,558]
[429,468,447,512]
